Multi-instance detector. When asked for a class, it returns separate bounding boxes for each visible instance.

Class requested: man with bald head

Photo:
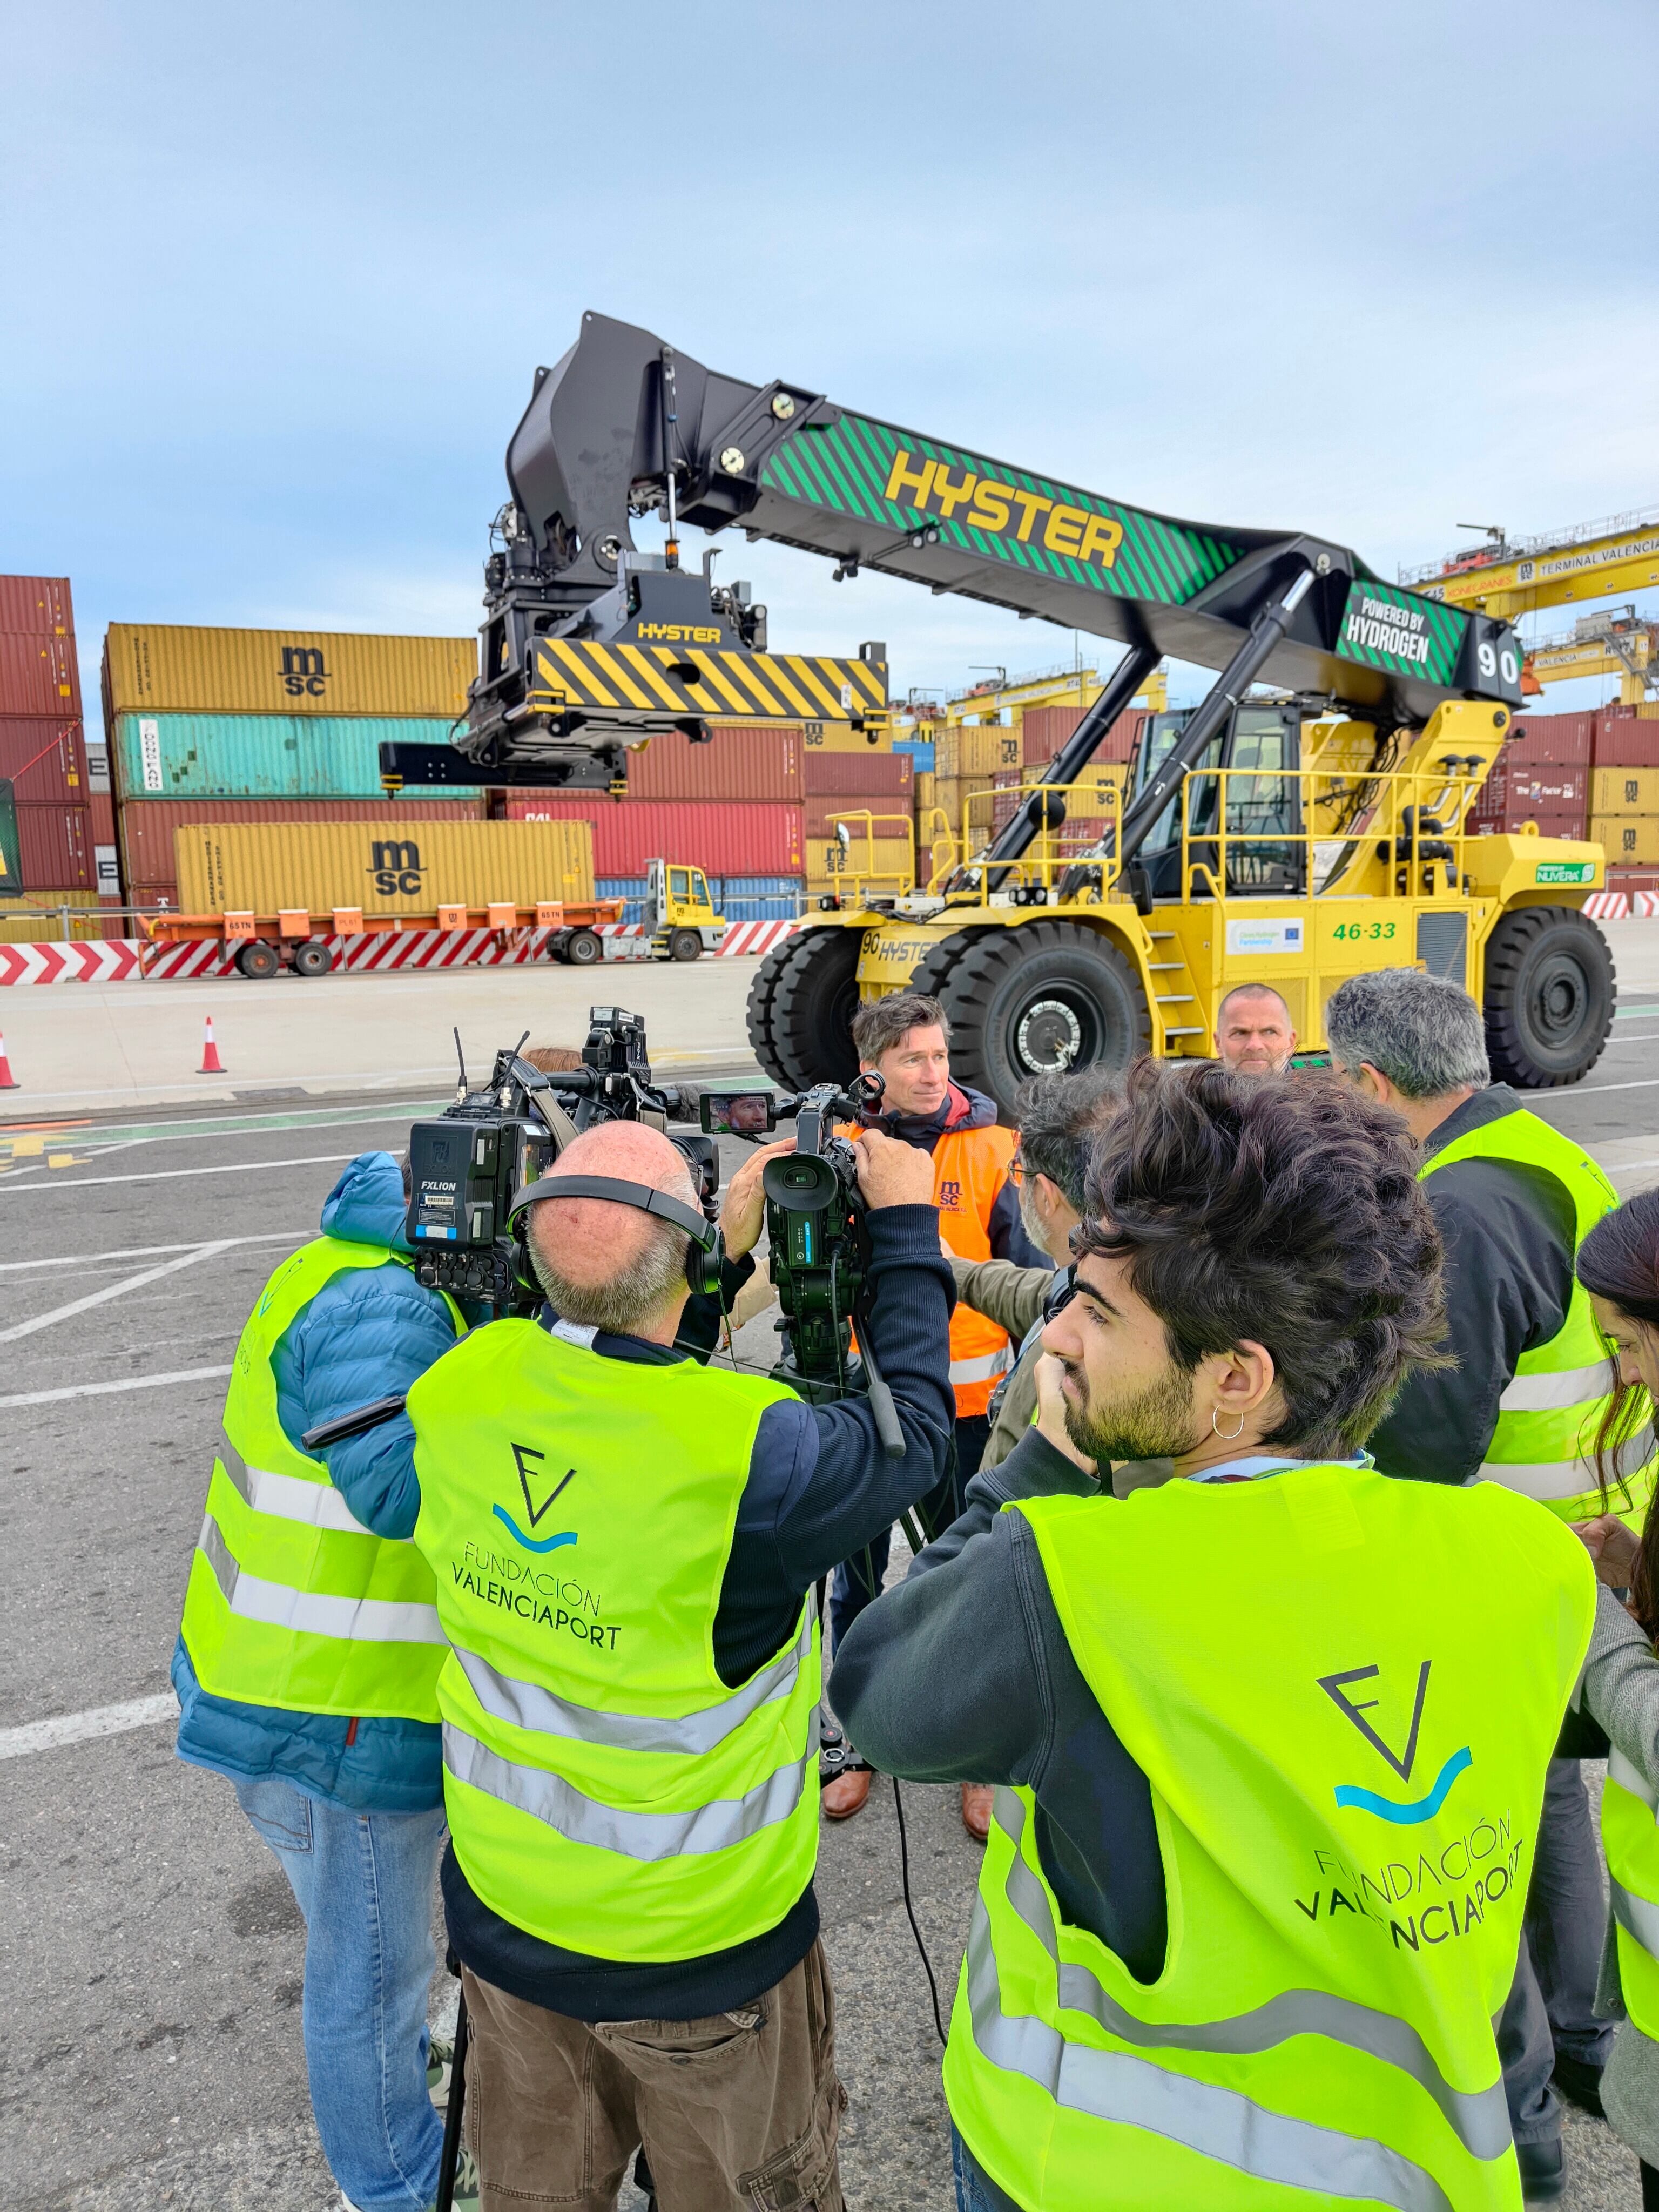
[404,1114,953,2211]
[1213,981,1297,1075]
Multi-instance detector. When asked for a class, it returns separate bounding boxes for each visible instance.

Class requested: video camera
[403,1006,716,1316]
[699,1071,905,1455]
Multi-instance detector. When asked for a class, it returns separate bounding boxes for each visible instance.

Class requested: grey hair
[852,992,951,1064]
[526,1164,696,1333]
[1014,1067,1124,1212]
[1324,968,1491,1101]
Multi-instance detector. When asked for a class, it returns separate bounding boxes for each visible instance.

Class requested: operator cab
[1129,703,1304,901]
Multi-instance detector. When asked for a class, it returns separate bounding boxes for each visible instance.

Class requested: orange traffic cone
[198,1016,226,1075]
[0,1034,17,1090]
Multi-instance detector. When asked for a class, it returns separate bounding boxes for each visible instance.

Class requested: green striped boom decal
[1336,580,1465,684]
[760,413,1244,607]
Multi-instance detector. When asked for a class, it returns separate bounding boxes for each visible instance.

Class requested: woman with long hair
[1570,1186,1659,2203]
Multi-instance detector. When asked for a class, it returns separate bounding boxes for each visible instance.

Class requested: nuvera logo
[280,645,328,698]
[369,838,423,894]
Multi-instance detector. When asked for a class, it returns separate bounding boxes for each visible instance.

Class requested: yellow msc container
[806,837,914,887]
[104,625,477,718]
[936,726,1020,778]
[1591,816,1659,867]
[1593,768,1659,817]
[174,819,595,919]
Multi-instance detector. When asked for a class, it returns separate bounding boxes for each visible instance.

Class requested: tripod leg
[435,1987,469,2211]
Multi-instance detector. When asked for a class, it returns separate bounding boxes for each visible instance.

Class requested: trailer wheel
[751,928,862,1089]
[566,929,602,966]
[237,940,281,980]
[293,940,333,978]
[669,929,703,962]
[914,922,1151,1121]
[1483,905,1615,1088]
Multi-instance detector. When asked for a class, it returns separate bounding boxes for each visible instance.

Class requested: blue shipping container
[893,739,935,772]
[718,875,802,896]
[111,712,481,801]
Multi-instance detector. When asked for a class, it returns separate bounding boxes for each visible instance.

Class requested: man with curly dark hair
[832,1061,1598,2212]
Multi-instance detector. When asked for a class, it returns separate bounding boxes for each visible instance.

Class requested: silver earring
[1212,1407,1246,1441]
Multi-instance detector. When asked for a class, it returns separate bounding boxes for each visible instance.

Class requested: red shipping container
[1471,808,1588,839]
[0,718,89,805]
[1594,711,1659,767]
[1506,711,1594,765]
[1022,705,1144,766]
[1506,765,1588,810]
[0,576,73,636]
[627,724,803,802]
[503,797,804,877]
[801,751,912,797]
[0,631,80,717]
[805,794,914,838]
[117,795,486,892]
[12,802,97,890]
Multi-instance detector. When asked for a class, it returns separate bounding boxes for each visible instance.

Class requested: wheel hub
[1528,955,1586,1043]
[1016,997,1084,1072]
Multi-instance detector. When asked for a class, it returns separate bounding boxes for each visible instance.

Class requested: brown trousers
[461,1940,846,2212]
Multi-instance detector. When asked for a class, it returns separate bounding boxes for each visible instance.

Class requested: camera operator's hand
[853,1126,938,1211]
[719,1139,797,1260]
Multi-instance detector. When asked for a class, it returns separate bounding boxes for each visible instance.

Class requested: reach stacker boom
[396,313,1615,1110]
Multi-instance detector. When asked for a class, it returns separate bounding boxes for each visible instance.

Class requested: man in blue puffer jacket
[173,1151,472,2212]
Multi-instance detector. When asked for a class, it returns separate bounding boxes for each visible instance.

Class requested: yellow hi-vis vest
[1420,1104,1656,1532]
[943,1462,1595,2211]
[1602,1743,1659,2042]
[409,1319,820,1963]
[180,1237,462,1721]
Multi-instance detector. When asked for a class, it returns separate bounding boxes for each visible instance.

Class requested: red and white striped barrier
[718,919,801,956]
[0,940,144,985]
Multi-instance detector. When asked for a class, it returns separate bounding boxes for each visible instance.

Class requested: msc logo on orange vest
[938,1179,962,1211]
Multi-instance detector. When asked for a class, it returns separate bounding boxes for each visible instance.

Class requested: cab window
[670,869,691,901]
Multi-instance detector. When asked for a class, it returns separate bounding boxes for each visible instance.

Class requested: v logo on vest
[492,1444,579,1555]
[1318,1661,1473,1826]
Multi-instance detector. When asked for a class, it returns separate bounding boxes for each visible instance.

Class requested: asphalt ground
[9,1001,1659,2209]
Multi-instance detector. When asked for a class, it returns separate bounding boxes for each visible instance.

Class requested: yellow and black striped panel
[529,640,887,722]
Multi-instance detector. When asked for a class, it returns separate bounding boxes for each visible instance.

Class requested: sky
[5,0,1658,731]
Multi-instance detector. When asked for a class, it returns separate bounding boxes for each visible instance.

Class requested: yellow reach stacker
[392,312,1616,1116]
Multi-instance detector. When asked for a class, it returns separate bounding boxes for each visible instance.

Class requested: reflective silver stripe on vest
[1611,1877,1659,1965]
[985,1790,1509,2165]
[1610,1746,1659,1813]
[950,1346,1010,1386]
[197,1513,444,1644]
[1496,1360,1615,1414]
[453,1608,813,1757]
[442,1712,816,1860]
[217,1428,380,1538]
[964,1896,1454,2212]
[1477,1424,1655,1501]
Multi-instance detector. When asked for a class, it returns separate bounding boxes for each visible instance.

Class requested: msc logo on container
[368,839,424,895]
[280,646,329,698]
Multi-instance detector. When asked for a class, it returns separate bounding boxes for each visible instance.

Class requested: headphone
[507,1175,726,1296]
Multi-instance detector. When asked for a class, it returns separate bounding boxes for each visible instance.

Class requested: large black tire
[292,939,333,977]
[565,928,602,967]
[913,921,1151,1120]
[747,928,862,1089]
[669,929,703,962]
[237,940,280,979]
[1483,905,1615,1088]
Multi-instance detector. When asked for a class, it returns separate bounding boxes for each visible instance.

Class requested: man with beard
[1213,981,1297,1074]
[831,1062,1596,2212]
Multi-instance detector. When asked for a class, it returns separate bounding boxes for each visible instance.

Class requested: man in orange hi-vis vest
[822,993,1043,1826]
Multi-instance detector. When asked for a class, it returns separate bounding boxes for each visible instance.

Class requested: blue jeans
[235,1777,446,2211]
[952,2124,1024,2212]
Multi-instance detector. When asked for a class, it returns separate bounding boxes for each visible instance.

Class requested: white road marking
[1533,1078,1659,1102]
[0,1240,237,1343]
[0,1230,306,1273]
[0,1152,359,1193]
[0,1691,178,1761]
[0,1364,233,1407]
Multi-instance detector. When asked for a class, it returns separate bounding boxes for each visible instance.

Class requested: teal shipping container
[110,712,481,801]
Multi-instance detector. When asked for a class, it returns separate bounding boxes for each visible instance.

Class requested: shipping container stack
[1590,706,1659,894]
[505,716,902,913]
[100,624,488,916]
[0,575,118,942]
